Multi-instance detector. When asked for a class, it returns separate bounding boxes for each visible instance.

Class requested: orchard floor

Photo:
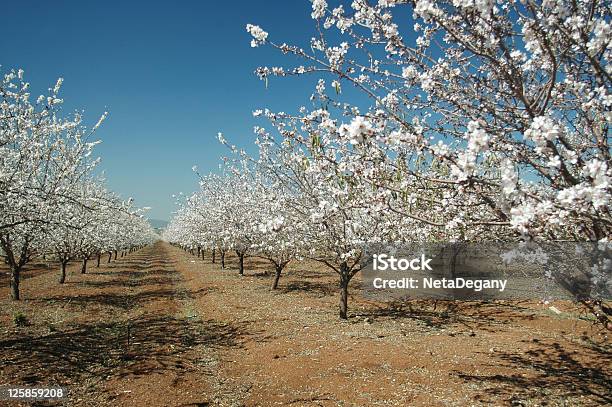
[0,242,610,407]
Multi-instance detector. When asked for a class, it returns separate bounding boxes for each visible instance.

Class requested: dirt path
[1,242,610,406]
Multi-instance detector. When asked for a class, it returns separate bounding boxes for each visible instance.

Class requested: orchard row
[1,70,157,300]
[165,1,610,324]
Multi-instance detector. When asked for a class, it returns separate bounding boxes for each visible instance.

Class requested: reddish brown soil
[1,242,610,406]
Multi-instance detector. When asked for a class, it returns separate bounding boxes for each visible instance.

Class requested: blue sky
[1,1,330,220]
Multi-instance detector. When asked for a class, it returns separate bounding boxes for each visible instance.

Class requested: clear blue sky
[1,0,328,220]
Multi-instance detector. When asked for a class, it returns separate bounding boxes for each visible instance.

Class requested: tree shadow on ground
[246,271,272,278]
[360,300,467,329]
[32,288,189,310]
[115,263,177,271]
[144,268,180,276]
[0,263,53,283]
[87,269,177,279]
[0,315,252,385]
[360,300,537,331]
[456,339,612,405]
[74,276,179,289]
[279,281,337,298]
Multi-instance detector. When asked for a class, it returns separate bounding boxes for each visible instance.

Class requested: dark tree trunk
[272,264,283,289]
[197,246,201,258]
[339,262,350,319]
[237,251,245,275]
[9,264,20,300]
[449,243,463,280]
[221,251,225,269]
[201,249,205,260]
[96,253,101,267]
[212,248,216,264]
[108,252,112,263]
[59,261,68,284]
[81,258,88,274]
[114,250,118,260]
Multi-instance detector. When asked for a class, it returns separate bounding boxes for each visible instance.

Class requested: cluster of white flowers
[311,0,327,19]
[500,159,518,196]
[339,116,375,145]
[523,116,560,153]
[466,120,489,154]
[258,216,285,233]
[554,159,612,209]
[333,6,353,33]
[450,150,477,181]
[414,0,442,21]
[402,65,418,80]
[419,71,434,91]
[584,159,610,189]
[246,24,268,47]
[588,19,611,54]
[452,0,495,16]
[380,91,399,109]
[326,42,349,69]
[509,204,536,234]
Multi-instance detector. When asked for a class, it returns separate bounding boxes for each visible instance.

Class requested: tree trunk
[237,251,245,275]
[96,253,101,267]
[221,251,225,269]
[212,248,216,264]
[9,264,20,300]
[197,246,201,258]
[449,243,463,280]
[272,265,283,289]
[201,249,205,260]
[81,258,88,274]
[108,252,112,263]
[114,250,118,260]
[339,263,350,319]
[59,261,68,284]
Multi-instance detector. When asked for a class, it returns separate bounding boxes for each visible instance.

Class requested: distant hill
[148,219,169,230]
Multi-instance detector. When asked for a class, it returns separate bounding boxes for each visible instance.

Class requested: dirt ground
[0,241,610,406]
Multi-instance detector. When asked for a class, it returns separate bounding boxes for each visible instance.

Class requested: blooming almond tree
[249,181,305,290]
[244,127,409,319]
